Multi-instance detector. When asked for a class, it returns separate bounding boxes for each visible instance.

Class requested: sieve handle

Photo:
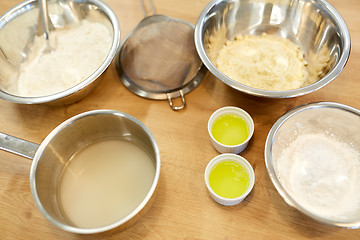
[167,90,186,111]
[0,132,39,160]
[140,0,156,17]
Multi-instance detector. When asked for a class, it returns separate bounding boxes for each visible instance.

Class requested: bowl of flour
[265,102,360,228]
[0,0,120,105]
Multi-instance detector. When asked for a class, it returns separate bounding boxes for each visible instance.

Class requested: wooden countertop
[1,0,359,239]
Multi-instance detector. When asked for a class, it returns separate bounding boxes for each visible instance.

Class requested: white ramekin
[204,153,255,206]
[208,106,254,154]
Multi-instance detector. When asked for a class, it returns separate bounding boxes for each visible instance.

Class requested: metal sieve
[116,0,205,111]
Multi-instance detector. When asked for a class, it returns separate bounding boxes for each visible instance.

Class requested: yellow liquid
[211,114,249,145]
[58,139,155,228]
[209,160,249,199]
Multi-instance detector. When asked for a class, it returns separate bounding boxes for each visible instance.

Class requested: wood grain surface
[0,0,360,239]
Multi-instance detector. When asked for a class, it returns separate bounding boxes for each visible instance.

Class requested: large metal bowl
[265,102,360,228]
[28,110,160,234]
[0,0,120,105]
[195,0,351,98]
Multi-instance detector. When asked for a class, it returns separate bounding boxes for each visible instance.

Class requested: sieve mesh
[120,17,201,93]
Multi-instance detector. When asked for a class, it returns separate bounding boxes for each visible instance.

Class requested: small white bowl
[208,106,254,154]
[205,154,255,206]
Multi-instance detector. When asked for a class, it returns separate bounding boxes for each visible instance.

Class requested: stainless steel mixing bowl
[195,0,351,98]
[29,110,160,234]
[265,102,360,228]
[0,0,120,105]
[0,110,160,234]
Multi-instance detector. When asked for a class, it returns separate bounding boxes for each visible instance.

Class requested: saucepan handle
[0,132,39,159]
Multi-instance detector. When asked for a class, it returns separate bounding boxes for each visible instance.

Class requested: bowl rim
[194,0,351,98]
[0,0,121,104]
[264,101,360,228]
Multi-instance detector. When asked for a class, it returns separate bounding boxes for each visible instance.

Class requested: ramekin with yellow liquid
[205,154,255,206]
[208,106,254,154]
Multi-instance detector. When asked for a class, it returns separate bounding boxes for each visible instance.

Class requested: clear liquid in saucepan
[58,138,155,229]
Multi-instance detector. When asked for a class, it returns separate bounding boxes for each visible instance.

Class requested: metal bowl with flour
[265,102,360,228]
[195,0,351,98]
[0,0,120,105]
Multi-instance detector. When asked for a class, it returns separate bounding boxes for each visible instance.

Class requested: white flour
[15,20,112,97]
[276,133,360,221]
